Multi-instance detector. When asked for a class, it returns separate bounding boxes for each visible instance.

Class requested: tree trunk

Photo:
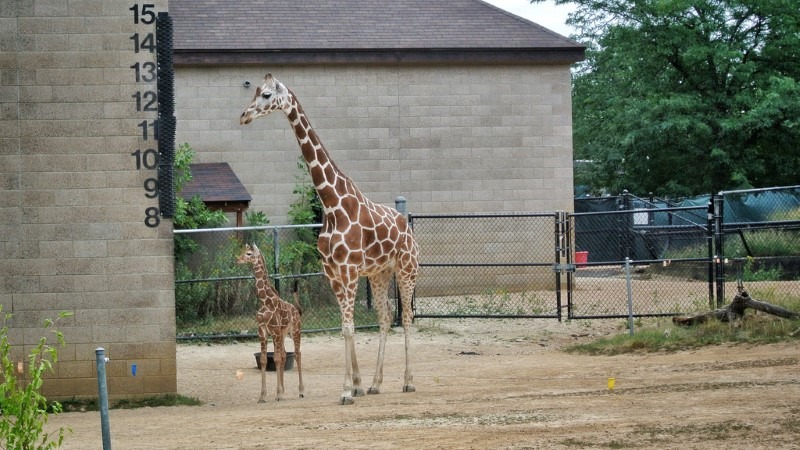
[673,289,799,326]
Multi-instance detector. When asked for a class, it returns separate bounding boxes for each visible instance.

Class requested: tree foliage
[172,143,228,264]
[542,0,800,197]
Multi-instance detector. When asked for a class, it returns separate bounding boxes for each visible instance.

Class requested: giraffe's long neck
[253,253,281,306]
[284,90,364,211]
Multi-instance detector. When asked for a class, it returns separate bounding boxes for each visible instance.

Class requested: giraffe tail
[292,280,303,316]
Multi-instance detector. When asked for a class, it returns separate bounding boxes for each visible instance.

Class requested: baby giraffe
[236,243,304,402]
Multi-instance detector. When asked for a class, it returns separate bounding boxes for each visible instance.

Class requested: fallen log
[673,288,799,326]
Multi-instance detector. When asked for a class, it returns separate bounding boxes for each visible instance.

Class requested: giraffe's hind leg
[273,334,286,401]
[292,313,304,398]
[397,256,417,393]
[367,270,394,395]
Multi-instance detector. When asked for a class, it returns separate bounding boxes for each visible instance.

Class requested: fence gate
[566,201,714,319]
[409,212,565,320]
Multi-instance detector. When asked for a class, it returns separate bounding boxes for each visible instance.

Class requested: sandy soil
[49,318,800,449]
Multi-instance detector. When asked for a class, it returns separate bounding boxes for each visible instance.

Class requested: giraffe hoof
[299,394,304,398]
[352,387,365,397]
[257,399,267,404]
[403,384,416,393]
[367,387,380,395]
[340,396,355,405]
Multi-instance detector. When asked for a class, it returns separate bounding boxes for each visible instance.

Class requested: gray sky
[484,0,577,37]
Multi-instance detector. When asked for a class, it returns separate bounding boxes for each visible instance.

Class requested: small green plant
[0,309,72,450]
[740,256,783,282]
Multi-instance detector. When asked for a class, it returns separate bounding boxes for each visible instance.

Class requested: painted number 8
[144,206,160,228]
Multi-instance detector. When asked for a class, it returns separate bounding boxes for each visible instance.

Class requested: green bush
[739,256,784,282]
[174,149,327,329]
[0,309,72,450]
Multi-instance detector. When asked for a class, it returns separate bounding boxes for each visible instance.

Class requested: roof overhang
[173,47,585,66]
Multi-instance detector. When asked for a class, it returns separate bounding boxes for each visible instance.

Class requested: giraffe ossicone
[236,243,304,403]
[240,74,420,405]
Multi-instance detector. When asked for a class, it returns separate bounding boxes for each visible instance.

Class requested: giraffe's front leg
[292,323,305,398]
[332,271,363,405]
[258,327,269,403]
[340,321,364,404]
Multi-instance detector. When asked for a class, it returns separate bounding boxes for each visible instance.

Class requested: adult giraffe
[240,74,419,405]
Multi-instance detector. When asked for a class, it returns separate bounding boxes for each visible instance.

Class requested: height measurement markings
[129,3,161,228]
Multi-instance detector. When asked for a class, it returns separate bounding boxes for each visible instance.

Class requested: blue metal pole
[95,347,112,450]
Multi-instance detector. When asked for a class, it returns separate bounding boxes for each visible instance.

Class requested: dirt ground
[49,318,799,449]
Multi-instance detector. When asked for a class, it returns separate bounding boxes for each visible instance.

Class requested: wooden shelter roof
[180,163,252,207]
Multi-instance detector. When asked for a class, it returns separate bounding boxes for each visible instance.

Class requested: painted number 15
[129,4,156,24]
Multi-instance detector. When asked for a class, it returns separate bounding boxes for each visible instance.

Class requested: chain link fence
[174,225,377,339]
[571,186,800,318]
[717,186,800,304]
[570,194,713,318]
[173,186,800,338]
[408,213,562,319]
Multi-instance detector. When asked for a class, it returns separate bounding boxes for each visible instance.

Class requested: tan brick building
[170,0,584,224]
[1,0,582,400]
[2,0,175,399]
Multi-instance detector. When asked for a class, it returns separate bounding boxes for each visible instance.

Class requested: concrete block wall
[175,65,575,294]
[175,65,576,225]
[1,0,176,399]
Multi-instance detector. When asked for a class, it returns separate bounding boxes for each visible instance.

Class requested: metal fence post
[272,227,281,293]
[625,258,634,336]
[394,196,408,325]
[95,348,112,450]
[706,197,715,309]
[395,196,407,216]
[619,190,632,260]
[714,194,726,306]
[555,211,566,322]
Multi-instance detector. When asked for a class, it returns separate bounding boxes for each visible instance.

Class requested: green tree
[172,143,227,263]
[281,157,323,274]
[544,0,800,197]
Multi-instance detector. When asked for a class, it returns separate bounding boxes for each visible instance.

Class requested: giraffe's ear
[275,80,285,93]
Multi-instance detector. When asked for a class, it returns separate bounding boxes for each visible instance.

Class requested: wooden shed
[180,162,252,227]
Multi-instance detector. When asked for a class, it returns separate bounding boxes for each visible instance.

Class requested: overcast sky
[484,0,577,37]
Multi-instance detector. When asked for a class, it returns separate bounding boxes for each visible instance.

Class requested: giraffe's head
[235,243,262,266]
[240,73,291,125]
